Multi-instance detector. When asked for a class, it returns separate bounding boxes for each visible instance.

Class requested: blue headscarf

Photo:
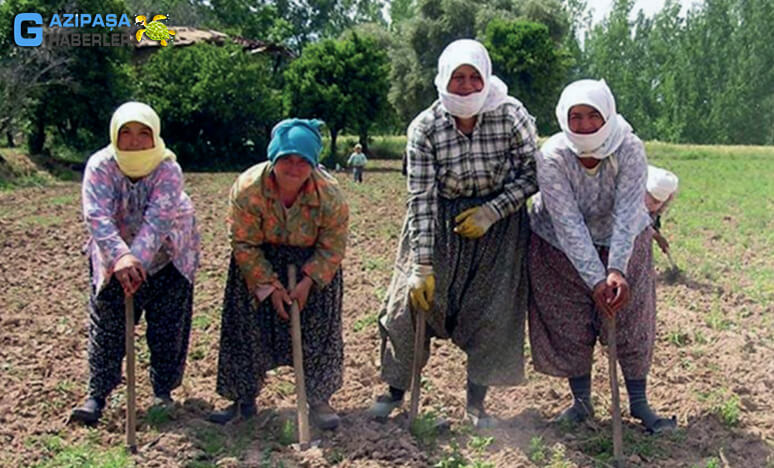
[267,118,324,166]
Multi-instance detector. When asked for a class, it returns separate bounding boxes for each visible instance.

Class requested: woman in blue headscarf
[209,119,349,429]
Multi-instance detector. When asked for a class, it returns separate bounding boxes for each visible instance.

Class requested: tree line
[1,0,771,169]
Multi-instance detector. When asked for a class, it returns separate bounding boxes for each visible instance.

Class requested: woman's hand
[270,286,292,321]
[289,276,314,313]
[592,279,615,319]
[606,269,630,315]
[114,254,146,296]
[654,231,670,255]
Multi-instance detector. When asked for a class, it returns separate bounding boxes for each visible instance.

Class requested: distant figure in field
[368,39,538,427]
[645,165,679,255]
[347,143,368,183]
[70,102,200,425]
[209,119,348,430]
[528,79,677,434]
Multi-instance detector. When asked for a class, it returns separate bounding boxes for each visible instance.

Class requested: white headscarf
[647,165,679,201]
[108,101,175,178]
[434,39,517,118]
[555,79,632,159]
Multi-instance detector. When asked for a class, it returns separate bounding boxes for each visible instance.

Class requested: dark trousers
[87,263,193,400]
[353,166,364,183]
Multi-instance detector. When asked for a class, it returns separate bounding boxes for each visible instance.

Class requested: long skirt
[378,196,530,389]
[527,229,656,379]
[215,245,344,405]
[87,263,193,400]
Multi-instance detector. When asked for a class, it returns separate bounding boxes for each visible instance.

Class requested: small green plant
[192,314,212,330]
[145,405,172,428]
[714,394,740,427]
[546,443,573,468]
[528,436,547,463]
[410,410,439,446]
[278,419,296,446]
[374,285,388,302]
[274,380,296,398]
[325,448,345,465]
[353,313,378,332]
[693,329,708,344]
[363,256,389,272]
[190,347,206,361]
[435,440,467,468]
[468,436,494,453]
[668,330,690,347]
[705,302,732,331]
[194,427,226,457]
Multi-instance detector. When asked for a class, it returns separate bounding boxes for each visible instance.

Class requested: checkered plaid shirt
[406,100,539,266]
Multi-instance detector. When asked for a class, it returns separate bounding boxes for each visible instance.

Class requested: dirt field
[1,160,772,467]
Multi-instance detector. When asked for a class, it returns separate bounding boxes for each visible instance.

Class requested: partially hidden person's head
[109,101,174,178]
[435,39,493,119]
[646,165,679,213]
[555,79,632,160]
[267,118,324,191]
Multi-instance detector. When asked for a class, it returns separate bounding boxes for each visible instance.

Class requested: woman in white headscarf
[528,80,676,434]
[70,102,200,425]
[646,165,679,254]
[368,39,539,427]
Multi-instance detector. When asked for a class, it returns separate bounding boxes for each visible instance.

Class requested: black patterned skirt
[215,245,344,405]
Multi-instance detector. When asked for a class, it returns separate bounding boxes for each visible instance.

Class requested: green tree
[485,19,568,134]
[388,0,416,30]
[138,42,282,167]
[578,0,774,144]
[284,34,391,163]
[0,0,135,155]
[387,0,571,127]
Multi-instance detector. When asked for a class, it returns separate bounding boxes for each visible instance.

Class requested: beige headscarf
[108,102,175,178]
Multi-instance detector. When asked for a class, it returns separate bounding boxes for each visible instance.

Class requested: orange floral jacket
[229,161,348,292]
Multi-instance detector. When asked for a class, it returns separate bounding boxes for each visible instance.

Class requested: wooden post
[288,265,311,446]
[124,295,137,454]
[607,317,624,467]
[408,305,426,428]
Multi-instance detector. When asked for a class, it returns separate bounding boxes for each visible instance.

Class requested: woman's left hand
[289,275,314,313]
[606,269,630,314]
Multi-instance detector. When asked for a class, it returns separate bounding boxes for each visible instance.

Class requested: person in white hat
[645,165,679,255]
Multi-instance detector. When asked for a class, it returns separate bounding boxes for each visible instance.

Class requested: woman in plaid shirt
[368,39,539,427]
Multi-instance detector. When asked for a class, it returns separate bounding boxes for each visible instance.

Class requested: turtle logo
[135,15,175,46]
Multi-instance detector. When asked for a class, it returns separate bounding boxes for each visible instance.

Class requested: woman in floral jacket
[70,102,200,425]
[210,119,348,430]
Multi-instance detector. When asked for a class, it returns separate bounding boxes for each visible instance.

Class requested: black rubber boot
[208,399,257,425]
[70,397,106,425]
[556,375,594,424]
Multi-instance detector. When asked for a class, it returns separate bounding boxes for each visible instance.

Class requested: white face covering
[555,79,632,159]
[434,39,515,118]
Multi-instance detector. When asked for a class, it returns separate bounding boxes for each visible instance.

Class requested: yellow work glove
[453,204,499,239]
[408,264,435,312]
